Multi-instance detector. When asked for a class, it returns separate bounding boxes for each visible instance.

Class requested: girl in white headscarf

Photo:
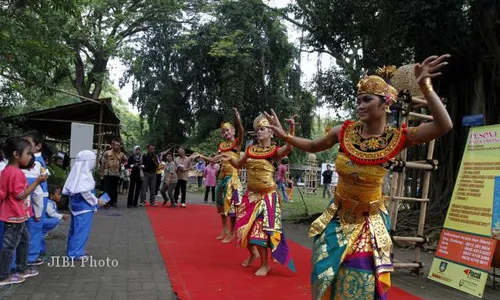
[62,150,105,259]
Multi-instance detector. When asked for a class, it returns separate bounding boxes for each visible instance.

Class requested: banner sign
[428,125,499,298]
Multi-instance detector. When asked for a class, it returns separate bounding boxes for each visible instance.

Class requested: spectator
[322,164,333,199]
[47,152,68,188]
[100,140,127,208]
[155,157,165,196]
[140,145,158,206]
[195,158,205,188]
[126,146,144,208]
[203,161,217,203]
[174,148,193,208]
[161,153,177,207]
[277,157,289,203]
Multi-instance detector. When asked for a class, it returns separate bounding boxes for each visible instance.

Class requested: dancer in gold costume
[265,55,453,299]
[221,114,296,276]
[196,108,244,243]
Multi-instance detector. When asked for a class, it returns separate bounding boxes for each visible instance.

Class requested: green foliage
[290,0,500,213]
[125,0,315,150]
[99,82,147,151]
[186,129,223,156]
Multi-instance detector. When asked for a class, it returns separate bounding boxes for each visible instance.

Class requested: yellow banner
[428,125,499,298]
[429,258,489,298]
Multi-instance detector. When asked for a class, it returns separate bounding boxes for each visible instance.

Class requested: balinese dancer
[264,55,453,298]
[196,107,244,243]
[63,150,105,259]
[221,114,296,277]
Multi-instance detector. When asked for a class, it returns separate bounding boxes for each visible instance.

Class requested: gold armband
[284,133,293,143]
[419,77,434,94]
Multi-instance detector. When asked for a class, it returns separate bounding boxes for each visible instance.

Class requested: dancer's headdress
[220,122,234,131]
[357,65,398,111]
[253,114,270,131]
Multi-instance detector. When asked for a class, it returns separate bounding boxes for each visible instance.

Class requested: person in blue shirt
[62,150,105,259]
[40,185,69,254]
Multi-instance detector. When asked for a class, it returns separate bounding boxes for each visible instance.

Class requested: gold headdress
[253,114,270,131]
[220,122,234,130]
[357,65,398,112]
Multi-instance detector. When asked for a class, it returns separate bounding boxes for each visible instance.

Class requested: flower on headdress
[384,93,392,103]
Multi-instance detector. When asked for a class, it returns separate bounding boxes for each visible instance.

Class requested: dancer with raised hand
[195,107,244,243]
[264,55,453,299]
[221,114,296,277]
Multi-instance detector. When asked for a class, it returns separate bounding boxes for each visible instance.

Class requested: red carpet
[146,204,421,300]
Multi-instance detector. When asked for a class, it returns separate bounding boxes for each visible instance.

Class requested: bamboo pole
[409,112,434,121]
[392,161,436,170]
[96,102,104,168]
[415,139,436,264]
[25,117,119,127]
[393,262,423,268]
[390,196,429,202]
[393,236,425,243]
[390,113,408,232]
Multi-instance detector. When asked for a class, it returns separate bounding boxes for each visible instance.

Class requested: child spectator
[41,185,69,254]
[63,150,106,259]
[0,137,47,286]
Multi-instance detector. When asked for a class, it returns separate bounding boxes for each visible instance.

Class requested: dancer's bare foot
[221,232,235,243]
[255,265,270,276]
[215,231,227,240]
[241,253,259,267]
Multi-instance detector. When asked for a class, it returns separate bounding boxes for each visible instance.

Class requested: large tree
[1,0,193,102]
[125,0,315,150]
[286,0,500,214]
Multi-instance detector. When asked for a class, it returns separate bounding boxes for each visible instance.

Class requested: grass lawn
[282,187,329,222]
[188,183,329,223]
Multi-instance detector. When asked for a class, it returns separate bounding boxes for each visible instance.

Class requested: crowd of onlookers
[99,140,223,208]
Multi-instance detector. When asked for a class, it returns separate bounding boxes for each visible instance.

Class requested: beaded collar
[339,120,407,165]
[218,138,239,153]
[246,144,279,159]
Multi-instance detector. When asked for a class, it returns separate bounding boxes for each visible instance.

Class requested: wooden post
[414,139,435,264]
[389,90,440,273]
[96,101,104,167]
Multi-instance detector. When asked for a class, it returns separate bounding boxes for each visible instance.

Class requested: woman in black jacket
[127,146,144,208]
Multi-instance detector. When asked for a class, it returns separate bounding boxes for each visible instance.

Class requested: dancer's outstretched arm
[265,109,341,153]
[219,152,248,169]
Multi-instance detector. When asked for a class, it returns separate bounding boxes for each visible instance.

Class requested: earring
[384,106,391,113]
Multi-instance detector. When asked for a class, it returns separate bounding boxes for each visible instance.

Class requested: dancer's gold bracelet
[419,78,434,94]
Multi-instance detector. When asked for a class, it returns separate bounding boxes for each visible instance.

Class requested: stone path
[0,194,176,300]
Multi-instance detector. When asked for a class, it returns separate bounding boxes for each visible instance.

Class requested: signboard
[70,122,94,167]
[428,125,499,298]
[462,114,484,127]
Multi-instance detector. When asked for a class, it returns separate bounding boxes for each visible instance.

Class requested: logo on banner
[439,261,448,273]
[464,269,481,280]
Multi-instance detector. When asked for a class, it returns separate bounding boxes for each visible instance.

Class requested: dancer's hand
[98,200,106,207]
[219,153,232,161]
[415,54,450,84]
[264,109,287,140]
[62,214,70,221]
